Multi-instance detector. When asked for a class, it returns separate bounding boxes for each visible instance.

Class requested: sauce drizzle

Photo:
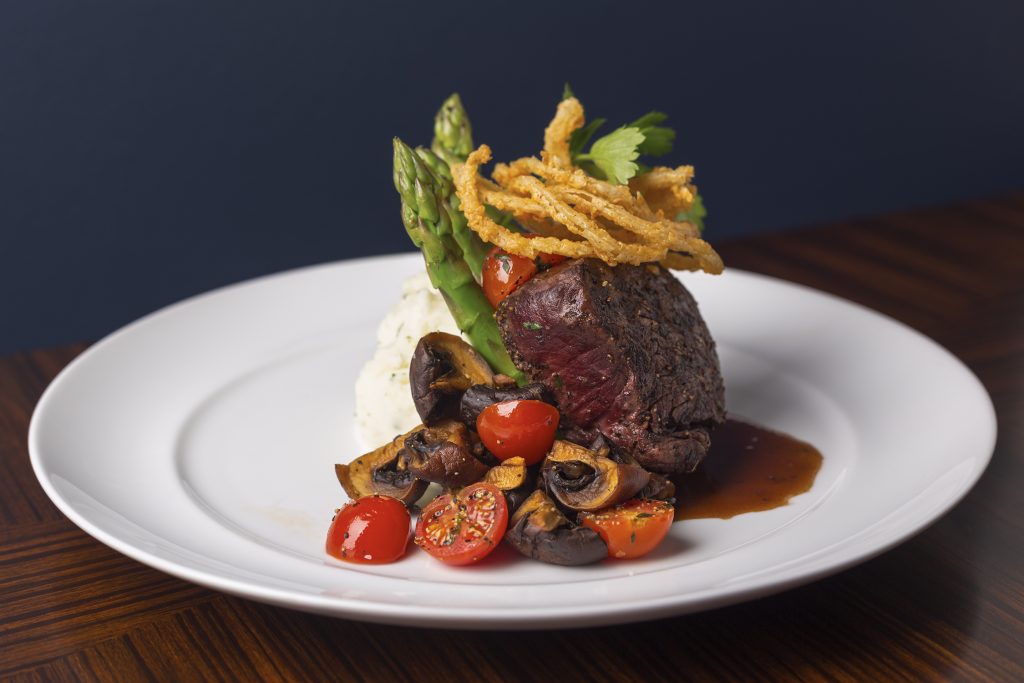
[673,418,823,521]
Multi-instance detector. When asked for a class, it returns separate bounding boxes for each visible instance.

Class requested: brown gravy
[673,418,823,521]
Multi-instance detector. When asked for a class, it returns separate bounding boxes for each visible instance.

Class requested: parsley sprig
[562,84,706,231]
[563,84,675,184]
[574,127,646,186]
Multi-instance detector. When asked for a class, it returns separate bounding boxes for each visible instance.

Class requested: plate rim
[28,254,998,629]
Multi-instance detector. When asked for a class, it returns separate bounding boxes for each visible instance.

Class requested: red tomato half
[476,399,559,465]
[414,483,508,565]
[579,498,674,560]
[326,495,411,564]
[482,247,537,308]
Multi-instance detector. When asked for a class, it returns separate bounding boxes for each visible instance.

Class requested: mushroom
[542,440,650,512]
[401,420,488,487]
[335,428,428,503]
[410,332,494,425]
[459,382,553,427]
[483,456,535,512]
[504,489,607,566]
[640,473,676,500]
[598,441,676,499]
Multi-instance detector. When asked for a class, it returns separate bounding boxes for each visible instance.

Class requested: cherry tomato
[476,399,559,465]
[326,495,411,564]
[524,234,567,268]
[414,482,508,565]
[536,251,567,267]
[579,499,675,560]
[482,246,537,308]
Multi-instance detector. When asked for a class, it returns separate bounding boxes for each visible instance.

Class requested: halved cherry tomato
[326,495,411,564]
[414,482,508,565]
[579,498,675,560]
[482,246,537,308]
[476,399,559,466]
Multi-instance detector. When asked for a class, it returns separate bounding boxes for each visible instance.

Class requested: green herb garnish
[495,252,513,274]
[561,86,707,230]
[676,193,707,234]
[574,127,646,185]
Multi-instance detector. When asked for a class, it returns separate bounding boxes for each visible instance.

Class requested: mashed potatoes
[354,271,461,449]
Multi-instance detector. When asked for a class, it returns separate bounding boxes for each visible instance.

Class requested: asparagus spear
[415,144,453,180]
[431,93,474,167]
[393,137,525,383]
[428,94,490,277]
[432,93,521,235]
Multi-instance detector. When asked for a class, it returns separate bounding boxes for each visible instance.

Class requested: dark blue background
[2,1,1022,354]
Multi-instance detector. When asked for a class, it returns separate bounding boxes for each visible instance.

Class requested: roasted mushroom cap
[459,382,553,427]
[483,456,535,512]
[335,428,428,503]
[402,420,488,488]
[504,489,607,566]
[410,332,494,425]
[542,440,650,512]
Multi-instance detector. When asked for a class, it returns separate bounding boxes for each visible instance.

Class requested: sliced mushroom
[542,440,650,512]
[492,374,518,389]
[484,456,528,489]
[459,382,553,427]
[483,456,535,512]
[640,473,676,500]
[504,489,607,566]
[593,441,674,499]
[335,428,428,503]
[401,420,488,488]
[588,439,673,498]
[410,332,494,425]
[587,433,613,456]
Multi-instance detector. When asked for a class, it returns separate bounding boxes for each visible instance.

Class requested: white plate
[29,254,996,629]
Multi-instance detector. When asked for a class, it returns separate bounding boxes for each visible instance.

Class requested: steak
[496,259,725,474]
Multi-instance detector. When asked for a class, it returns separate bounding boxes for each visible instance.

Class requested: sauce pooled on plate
[674,418,823,521]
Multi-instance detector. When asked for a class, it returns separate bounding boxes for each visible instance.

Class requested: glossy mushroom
[410,332,494,425]
[504,489,607,566]
[640,472,676,500]
[542,440,650,512]
[401,420,488,488]
[483,456,535,512]
[335,428,428,504]
[459,382,552,427]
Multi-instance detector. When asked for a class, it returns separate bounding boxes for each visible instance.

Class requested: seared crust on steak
[496,259,725,474]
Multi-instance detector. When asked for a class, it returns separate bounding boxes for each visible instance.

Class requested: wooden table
[2,194,1022,682]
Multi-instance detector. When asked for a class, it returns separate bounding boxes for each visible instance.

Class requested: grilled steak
[496,259,725,474]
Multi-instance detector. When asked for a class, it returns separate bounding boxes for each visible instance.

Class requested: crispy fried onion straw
[451,98,723,273]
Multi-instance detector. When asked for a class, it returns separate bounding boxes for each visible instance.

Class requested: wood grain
[2,193,1023,682]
